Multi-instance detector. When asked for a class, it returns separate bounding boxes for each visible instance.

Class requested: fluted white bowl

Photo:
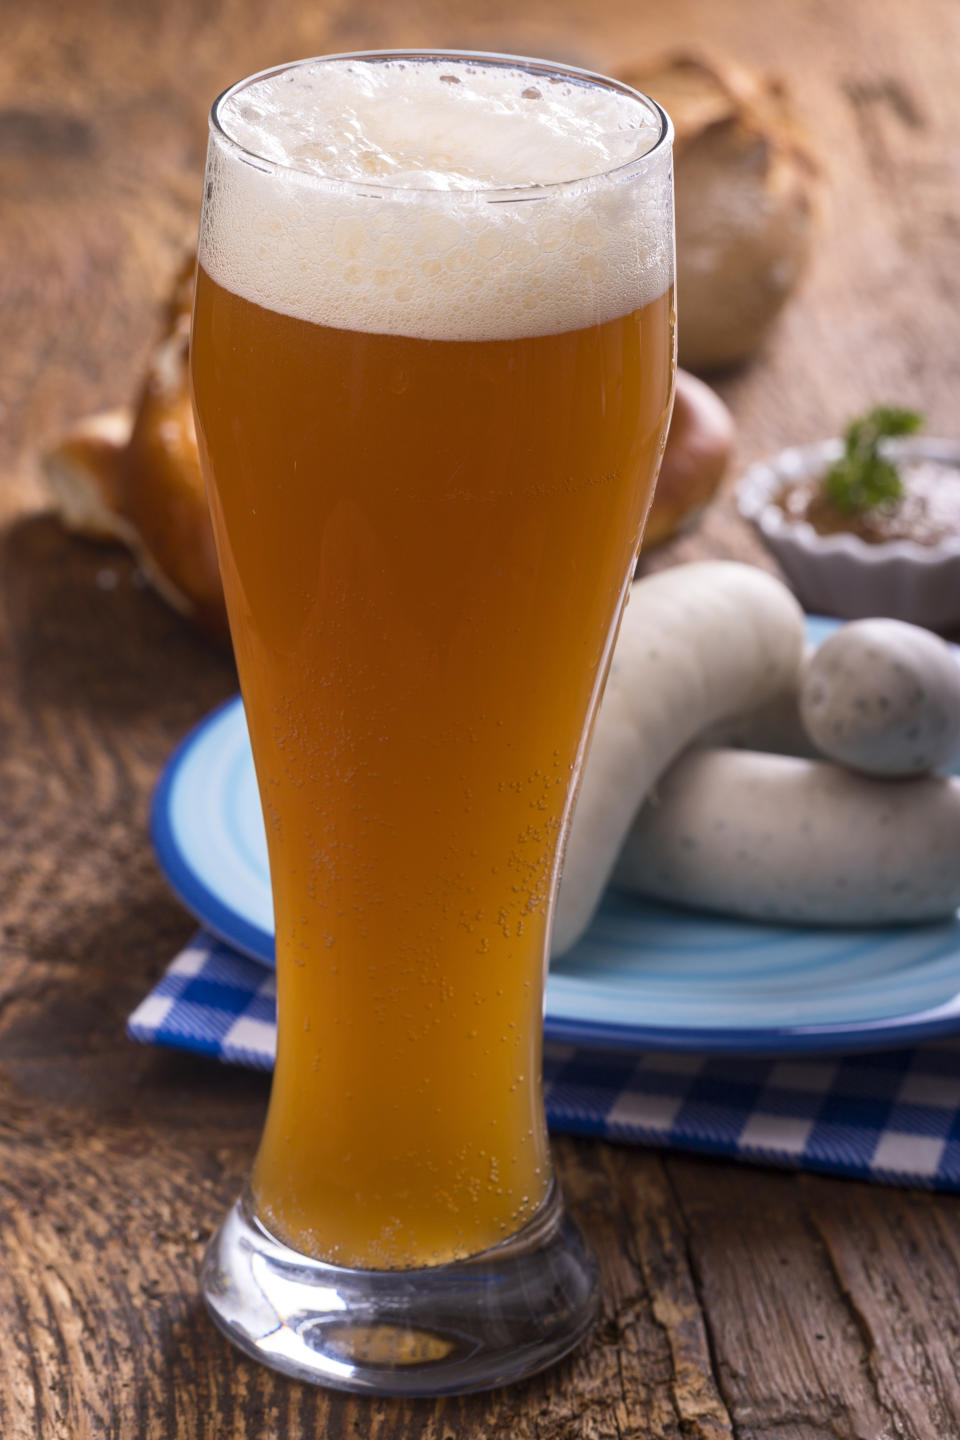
[737,436,960,631]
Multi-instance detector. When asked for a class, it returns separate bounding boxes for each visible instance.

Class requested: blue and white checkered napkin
[128,932,960,1191]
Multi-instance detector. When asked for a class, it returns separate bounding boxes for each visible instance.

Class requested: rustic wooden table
[3,1,960,1435]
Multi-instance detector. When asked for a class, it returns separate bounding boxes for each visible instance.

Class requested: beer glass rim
[209,49,672,202]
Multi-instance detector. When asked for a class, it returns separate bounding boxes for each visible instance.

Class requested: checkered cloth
[128,931,960,1191]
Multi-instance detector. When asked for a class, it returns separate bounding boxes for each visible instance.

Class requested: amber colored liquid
[191,266,674,1267]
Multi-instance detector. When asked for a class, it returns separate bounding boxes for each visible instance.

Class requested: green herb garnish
[823,405,924,513]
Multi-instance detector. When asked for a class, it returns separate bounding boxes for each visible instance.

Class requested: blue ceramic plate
[151,618,960,1054]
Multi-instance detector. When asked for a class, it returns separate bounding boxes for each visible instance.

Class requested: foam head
[200,53,673,341]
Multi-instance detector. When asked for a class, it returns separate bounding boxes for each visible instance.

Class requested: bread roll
[644,369,734,547]
[619,52,822,371]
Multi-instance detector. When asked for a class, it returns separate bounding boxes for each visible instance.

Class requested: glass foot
[201,1182,599,1395]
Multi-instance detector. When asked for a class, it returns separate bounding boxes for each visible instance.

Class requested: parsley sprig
[823,406,924,513]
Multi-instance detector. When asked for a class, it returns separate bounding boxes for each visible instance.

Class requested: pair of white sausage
[552,564,960,950]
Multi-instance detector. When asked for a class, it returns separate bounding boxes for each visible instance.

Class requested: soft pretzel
[44,256,229,642]
[44,407,137,544]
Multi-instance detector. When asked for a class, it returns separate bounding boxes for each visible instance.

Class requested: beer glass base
[201,1182,599,1395]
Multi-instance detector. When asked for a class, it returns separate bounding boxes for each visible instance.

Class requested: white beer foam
[201,56,673,341]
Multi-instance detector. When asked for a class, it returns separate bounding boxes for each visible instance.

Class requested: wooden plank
[668,1159,897,1439]
[805,1176,960,1439]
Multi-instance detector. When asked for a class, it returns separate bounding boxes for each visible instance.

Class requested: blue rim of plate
[152,696,275,965]
[151,618,960,1055]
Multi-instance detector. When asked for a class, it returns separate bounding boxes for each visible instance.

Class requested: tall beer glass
[192,50,674,1394]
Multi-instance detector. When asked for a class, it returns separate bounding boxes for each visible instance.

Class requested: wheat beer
[192,55,674,1272]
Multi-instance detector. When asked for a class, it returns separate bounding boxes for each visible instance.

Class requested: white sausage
[699,643,819,758]
[551,562,806,954]
[615,747,960,925]
[800,618,960,776]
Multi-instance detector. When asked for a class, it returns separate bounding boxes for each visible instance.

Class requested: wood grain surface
[2,0,960,1436]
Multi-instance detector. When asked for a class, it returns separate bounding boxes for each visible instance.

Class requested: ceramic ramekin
[737,436,960,631]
